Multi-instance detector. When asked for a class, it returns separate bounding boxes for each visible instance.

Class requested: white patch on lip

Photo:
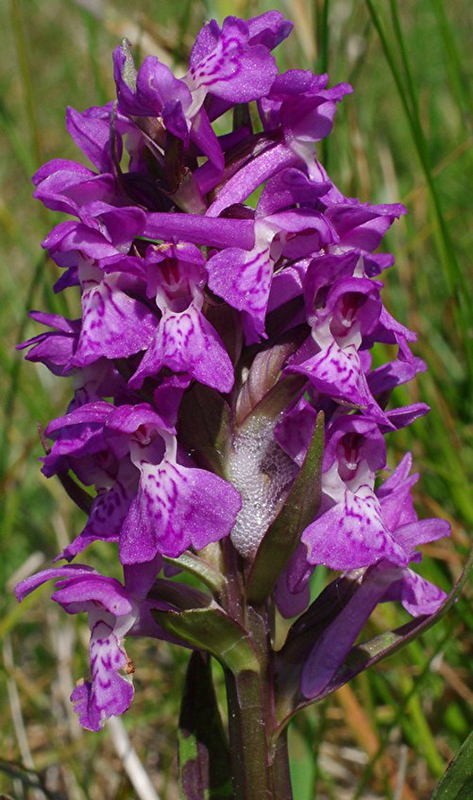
[227,414,298,560]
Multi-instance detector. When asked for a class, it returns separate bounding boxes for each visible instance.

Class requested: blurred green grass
[0,0,472,798]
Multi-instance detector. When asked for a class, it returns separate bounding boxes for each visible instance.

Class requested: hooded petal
[246,11,293,50]
[33,160,116,216]
[18,313,80,374]
[135,57,192,117]
[206,244,272,336]
[66,106,117,173]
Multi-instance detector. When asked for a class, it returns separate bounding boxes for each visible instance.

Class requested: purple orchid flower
[65,103,124,174]
[259,71,352,174]
[302,448,450,573]
[245,10,293,50]
[71,259,158,367]
[205,71,351,216]
[32,159,119,217]
[18,12,453,768]
[17,312,80,375]
[109,405,242,563]
[286,254,391,422]
[42,401,241,563]
[113,43,224,190]
[15,559,163,731]
[302,535,449,701]
[43,202,146,267]
[128,242,234,392]
[279,451,450,698]
[206,168,336,341]
[186,16,278,109]
[275,414,388,616]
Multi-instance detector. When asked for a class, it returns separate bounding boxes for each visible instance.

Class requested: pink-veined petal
[120,459,241,562]
[302,486,408,570]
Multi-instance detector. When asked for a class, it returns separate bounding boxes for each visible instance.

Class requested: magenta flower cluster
[17,12,449,732]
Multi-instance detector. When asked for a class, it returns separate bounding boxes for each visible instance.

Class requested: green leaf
[246,412,324,605]
[432,732,473,800]
[152,606,260,675]
[178,652,233,800]
[163,553,225,597]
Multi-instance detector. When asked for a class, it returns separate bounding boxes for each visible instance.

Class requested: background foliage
[0,0,472,797]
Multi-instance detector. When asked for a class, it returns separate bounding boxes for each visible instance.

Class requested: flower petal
[206,245,272,336]
[130,305,234,392]
[120,459,241,562]
[290,342,388,424]
[15,565,96,602]
[71,276,157,367]
[302,486,408,570]
[70,618,134,731]
[383,569,447,617]
[66,106,117,173]
[188,17,277,103]
[60,464,139,561]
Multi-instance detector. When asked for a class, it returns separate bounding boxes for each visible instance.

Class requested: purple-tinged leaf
[276,545,473,728]
[275,573,361,718]
[178,652,232,800]
[235,326,307,427]
[300,564,398,698]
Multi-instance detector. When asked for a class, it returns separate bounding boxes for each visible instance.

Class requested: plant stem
[225,668,272,798]
[224,667,293,800]
[218,538,294,798]
[223,602,293,800]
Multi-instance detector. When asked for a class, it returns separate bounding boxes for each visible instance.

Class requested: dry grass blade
[107,717,162,800]
[335,684,417,800]
[3,636,45,800]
